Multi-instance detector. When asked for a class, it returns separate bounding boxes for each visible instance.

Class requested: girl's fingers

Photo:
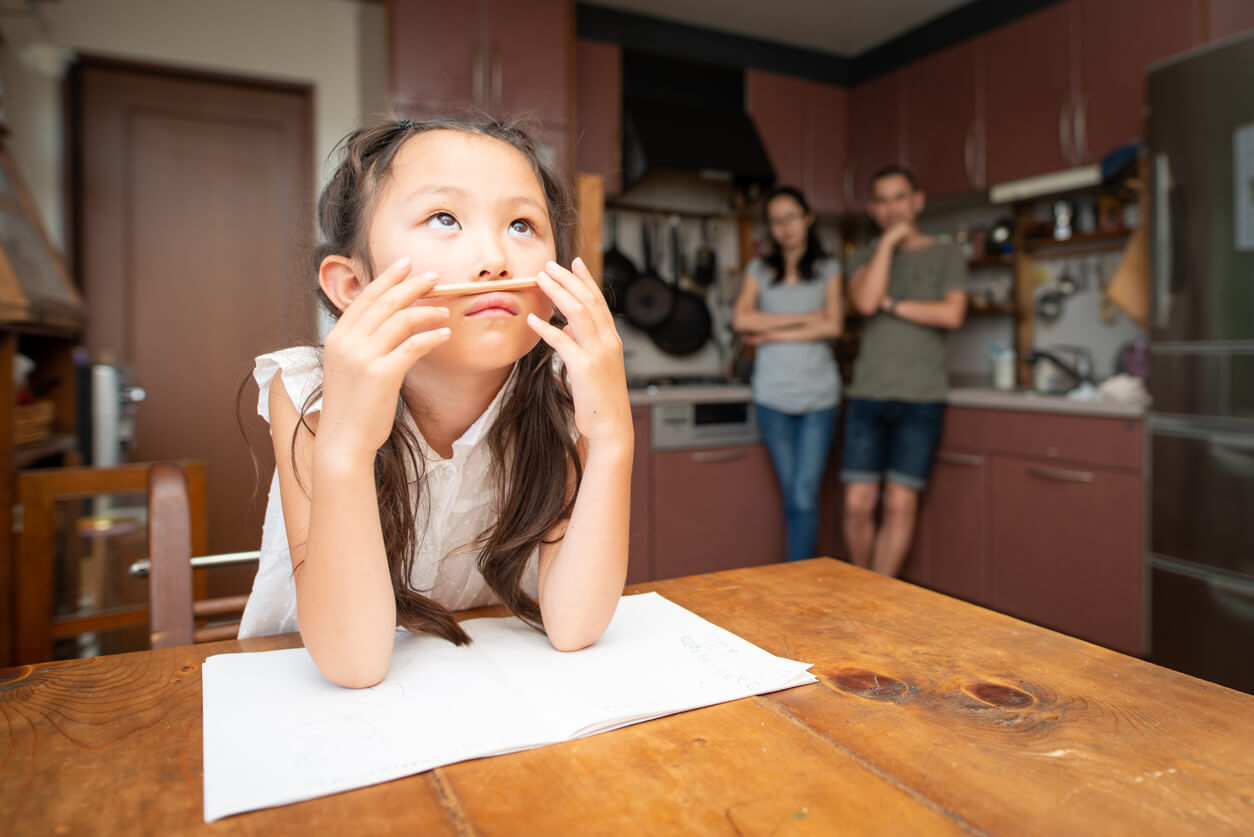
[527,311,577,356]
[369,305,451,354]
[353,269,440,336]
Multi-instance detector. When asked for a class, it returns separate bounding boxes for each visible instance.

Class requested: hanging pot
[600,213,637,312]
[620,220,675,331]
[693,218,717,287]
[648,222,712,357]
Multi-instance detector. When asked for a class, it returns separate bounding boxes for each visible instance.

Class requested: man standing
[841,166,968,577]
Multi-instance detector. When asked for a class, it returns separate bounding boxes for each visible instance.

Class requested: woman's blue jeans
[755,403,838,563]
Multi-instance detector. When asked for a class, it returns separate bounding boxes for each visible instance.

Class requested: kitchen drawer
[943,407,1143,471]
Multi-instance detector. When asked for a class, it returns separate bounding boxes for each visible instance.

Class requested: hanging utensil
[648,219,712,356]
[619,219,674,331]
[600,213,638,312]
[693,218,717,287]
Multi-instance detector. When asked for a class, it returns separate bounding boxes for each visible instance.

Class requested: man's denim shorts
[840,398,946,490]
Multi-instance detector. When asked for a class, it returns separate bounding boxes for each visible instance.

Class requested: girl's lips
[464,292,519,317]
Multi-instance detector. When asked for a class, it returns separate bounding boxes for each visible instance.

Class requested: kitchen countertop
[628,383,753,406]
[947,387,1146,418]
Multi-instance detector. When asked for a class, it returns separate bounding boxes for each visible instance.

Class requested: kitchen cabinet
[903,40,983,198]
[846,70,903,208]
[627,406,650,584]
[389,0,574,174]
[1207,0,1254,40]
[575,39,622,195]
[982,0,1199,183]
[651,443,786,579]
[745,71,849,214]
[910,406,1144,655]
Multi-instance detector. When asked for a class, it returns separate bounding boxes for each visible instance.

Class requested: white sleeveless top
[237,347,540,638]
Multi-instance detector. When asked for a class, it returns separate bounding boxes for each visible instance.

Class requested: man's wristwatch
[883,296,898,314]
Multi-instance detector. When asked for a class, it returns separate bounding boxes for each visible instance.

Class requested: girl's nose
[476,237,511,280]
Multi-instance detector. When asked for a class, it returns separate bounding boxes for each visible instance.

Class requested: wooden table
[3,558,1253,834]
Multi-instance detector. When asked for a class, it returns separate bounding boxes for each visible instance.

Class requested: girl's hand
[528,257,632,449]
[320,256,451,459]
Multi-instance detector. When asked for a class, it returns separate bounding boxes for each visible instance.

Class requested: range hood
[615,52,775,214]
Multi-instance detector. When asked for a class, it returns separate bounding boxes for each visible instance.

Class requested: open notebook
[202,591,816,821]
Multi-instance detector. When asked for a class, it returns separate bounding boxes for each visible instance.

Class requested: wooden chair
[144,463,257,648]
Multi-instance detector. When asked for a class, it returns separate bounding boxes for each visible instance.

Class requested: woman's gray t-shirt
[746,256,842,414]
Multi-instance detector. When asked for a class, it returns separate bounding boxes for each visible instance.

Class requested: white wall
[0,0,388,249]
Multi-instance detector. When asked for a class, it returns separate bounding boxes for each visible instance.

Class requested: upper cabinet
[746,71,849,215]
[1207,0,1254,40]
[982,2,1076,184]
[903,40,983,198]
[1075,0,1200,165]
[846,70,903,208]
[390,0,574,174]
[983,0,1201,184]
[575,40,622,195]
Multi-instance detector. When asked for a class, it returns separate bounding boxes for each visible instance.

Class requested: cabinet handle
[1026,464,1094,483]
[1058,91,1074,166]
[963,123,976,188]
[1073,90,1089,164]
[937,451,983,467]
[490,46,503,112]
[691,449,748,464]
[472,47,485,108]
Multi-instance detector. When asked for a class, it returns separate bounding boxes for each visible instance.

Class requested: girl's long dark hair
[299,116,580,645]
[762,185,827,285]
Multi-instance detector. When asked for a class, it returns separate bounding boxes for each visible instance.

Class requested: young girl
[238,117,633,689]
[732,185,843,564]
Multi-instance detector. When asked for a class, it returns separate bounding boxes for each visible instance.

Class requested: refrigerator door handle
[1153,153,1173,330]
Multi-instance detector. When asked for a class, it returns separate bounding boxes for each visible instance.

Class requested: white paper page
[202,631,557,822]
[202,592,816,822]
[466,592,816,738]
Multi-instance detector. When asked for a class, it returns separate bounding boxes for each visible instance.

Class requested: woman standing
[733,186,843,563]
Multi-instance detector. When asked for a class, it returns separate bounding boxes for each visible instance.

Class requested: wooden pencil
[426,277,539,298]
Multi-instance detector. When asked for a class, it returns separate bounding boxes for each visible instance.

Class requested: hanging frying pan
[600,213,637,312]
[649,222,712,357]
[693,218,717,287]
[619,220,674,331]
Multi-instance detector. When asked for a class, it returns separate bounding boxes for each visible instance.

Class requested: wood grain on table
[2,558,1252,835]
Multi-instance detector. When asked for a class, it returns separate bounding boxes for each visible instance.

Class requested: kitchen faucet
[1024,347,1094,393]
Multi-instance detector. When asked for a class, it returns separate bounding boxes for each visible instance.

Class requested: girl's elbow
[546,621,607,653]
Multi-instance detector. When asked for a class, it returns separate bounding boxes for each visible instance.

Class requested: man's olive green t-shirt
[845,240,967,402]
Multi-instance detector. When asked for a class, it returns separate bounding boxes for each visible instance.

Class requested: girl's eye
[425,212,460,230]
[509,219,535,237]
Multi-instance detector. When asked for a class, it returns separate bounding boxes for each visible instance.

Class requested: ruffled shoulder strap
[253,347,324,424]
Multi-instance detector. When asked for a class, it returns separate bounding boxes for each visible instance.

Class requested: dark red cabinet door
[1208,0,1254,40]
[807,80,849,214]
[627,406,651,584]
[848,71,903,205]
[576,39,622,195]
[652,445,786,580]
[982,1,1078,183]
[904,40,981,197]
[914,450,987,603]
[987,456,1144,655]
[1076,0,1200,163]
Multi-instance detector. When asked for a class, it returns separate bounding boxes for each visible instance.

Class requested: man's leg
[843,482,880,569]
[870,481,919,576]
[839,399,886,569]
[874,401,945,577]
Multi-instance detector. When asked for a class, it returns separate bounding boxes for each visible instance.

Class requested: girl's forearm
[299,448,398,688]
[538,439,633,651]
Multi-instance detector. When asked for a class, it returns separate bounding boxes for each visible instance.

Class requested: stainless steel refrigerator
[1147,32,1254,694]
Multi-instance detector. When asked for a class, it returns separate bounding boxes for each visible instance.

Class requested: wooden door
[746,70,807,193]
[847,71,903,207]
[74,61,313,569]
[1077,0,1201,163]
[983,1,1078,183]
[904,40,981,197]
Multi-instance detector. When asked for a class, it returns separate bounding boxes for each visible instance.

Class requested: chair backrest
[147,463,197,648]
[146,463,257,649]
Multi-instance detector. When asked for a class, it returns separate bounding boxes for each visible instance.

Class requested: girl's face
[366,129,557,375]
[765,194,812,251]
